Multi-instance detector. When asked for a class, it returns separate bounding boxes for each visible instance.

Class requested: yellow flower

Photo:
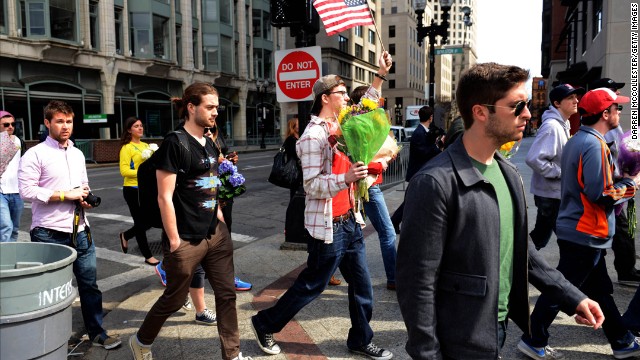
[361,98,377,111]
[338,107,351,124]
[499,141,515,152]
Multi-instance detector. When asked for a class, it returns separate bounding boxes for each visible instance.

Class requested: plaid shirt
[296,86,380,243]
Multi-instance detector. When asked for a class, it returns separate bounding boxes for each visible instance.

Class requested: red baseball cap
[578,88,630,117]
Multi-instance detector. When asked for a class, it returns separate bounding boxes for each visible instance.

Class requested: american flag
[312,0,374,36]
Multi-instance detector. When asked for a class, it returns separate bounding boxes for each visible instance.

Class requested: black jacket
[397,137,585,359]
[405,124,441,181]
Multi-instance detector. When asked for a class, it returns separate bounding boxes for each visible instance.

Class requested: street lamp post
[414,0,452,109]
[394,103,403,126]
[256,80,269,149]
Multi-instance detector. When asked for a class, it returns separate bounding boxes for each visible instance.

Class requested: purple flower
[229,173,245,187]
[219,159,235,175]
[618,130,640,176]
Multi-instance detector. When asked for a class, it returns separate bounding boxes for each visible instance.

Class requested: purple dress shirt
[18,136,90,233]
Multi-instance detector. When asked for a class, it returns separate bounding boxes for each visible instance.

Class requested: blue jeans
[31,227,106,340]
[523,240,635,350]
[0,193,23,242]
[254,215,374,349]
[529,195,560,250]
[363,185,397,284]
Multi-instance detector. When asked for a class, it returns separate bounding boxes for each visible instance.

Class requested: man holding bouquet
[251,52,394,360]
[522,87,640,359]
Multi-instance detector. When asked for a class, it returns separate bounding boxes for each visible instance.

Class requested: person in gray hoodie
[525,83,585,250]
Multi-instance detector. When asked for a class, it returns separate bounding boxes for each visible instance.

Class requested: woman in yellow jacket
[118,116,159,265]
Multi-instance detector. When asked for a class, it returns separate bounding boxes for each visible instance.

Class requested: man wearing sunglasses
[520,87,640,359]
[0,110,25,242]
[525,84,585,251]
[397,63,604,359]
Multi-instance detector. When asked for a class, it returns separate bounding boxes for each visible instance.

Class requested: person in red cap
[520,87,640,359]
[595,78,640,286]
[525,83,585,251]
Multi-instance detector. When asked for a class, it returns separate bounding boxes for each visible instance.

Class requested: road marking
[240,164,272,170]
[95,247,155,292]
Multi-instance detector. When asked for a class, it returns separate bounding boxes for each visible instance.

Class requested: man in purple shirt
[18,100,121,350]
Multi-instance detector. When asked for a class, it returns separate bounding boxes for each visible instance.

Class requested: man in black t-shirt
[130,83,252,360]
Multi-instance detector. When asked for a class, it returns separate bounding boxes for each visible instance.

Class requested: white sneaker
[232,352,253,360]
[182,297,192,311]
[129,335,153,360]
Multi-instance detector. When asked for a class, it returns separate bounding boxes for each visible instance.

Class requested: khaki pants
[137,222,239,359]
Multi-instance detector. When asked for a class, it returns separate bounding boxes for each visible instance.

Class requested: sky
[475,0,543,79]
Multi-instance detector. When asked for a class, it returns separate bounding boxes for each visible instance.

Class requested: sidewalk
[81,137,638,360]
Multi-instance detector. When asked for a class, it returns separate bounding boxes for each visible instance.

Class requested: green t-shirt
[471,158,514,322]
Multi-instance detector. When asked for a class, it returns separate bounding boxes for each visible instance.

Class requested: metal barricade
[380,143,409,190]
[74,140,96,163]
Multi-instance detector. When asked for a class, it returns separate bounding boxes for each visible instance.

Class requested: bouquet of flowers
[218,159,246,200]
[141,143,159,160]
[334,97,391,202]
[498,140,521,159]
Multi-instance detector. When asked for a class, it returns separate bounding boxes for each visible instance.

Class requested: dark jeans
[529,195,560,250]
[31,227,106,340]
[122,186,153,259]
[390,202,404,230]
[523,240,635,350]
[137,222,239,359]
[253,215,374,349]
[623,286,640,332]
[612,207,637,276]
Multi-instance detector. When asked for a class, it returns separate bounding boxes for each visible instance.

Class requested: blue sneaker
[155,262,167,287]
[235,276,252,291]
[613,337,640,359]
[517,340,564,359]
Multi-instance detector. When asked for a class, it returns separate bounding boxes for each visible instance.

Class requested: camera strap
[72,204,93,248]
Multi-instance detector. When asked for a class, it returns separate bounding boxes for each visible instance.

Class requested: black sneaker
[250,316,281,355]
[618,271,640,286]
[349,343,393,360]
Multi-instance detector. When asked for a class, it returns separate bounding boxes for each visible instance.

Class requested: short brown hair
[172,82,219,120]
[44,100,74,121]
[456,63,529,129]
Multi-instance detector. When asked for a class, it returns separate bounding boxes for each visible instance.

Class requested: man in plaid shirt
[251,52,394,360]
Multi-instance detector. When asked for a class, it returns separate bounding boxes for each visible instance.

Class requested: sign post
[275,46,322,103]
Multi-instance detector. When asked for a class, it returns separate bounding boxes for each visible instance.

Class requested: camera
[83,191,101,207]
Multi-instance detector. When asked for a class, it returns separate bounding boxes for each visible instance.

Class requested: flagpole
[366,1,386,54]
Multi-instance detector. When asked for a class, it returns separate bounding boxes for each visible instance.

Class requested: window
[153,15,170,59]
[389,25,395,38]
[203,32,219,69]
[592,0,602,39]
[355,44,363,59]
[354,25,362,37]
[203,0,217,21]
[221,35,233,72]
[0,0,6,34]
[254,48,272,79]
[89,1,99,49]
[131,13,151,57]
[50,0,76,41]
[176,25,182,65]
[338,35,348,53]
[220,0,231,25]
[355,67,365,81]
[192,30,199,68]
[389,80,395,88]
[389,43,395,56]
[368,29,375,44]
[390,61,395,73]
[581,0,587,51]
[391,6,396,14]
[262,9,271,40]
[338,61,351,78]
[115,7,123,54]
[368,50,375,64]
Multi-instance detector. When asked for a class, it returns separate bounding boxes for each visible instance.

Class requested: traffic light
[270,0,318,32]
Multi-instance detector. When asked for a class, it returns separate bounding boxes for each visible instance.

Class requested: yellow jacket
[119,142,150,187]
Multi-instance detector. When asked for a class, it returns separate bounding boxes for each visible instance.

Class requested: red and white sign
[275,46,322,103]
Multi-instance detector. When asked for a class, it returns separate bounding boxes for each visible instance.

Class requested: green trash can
[0,242,77,359]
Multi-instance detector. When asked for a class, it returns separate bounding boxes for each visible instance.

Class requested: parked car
[390,125,411,143]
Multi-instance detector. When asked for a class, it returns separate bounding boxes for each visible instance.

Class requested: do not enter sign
[275,46,322,103]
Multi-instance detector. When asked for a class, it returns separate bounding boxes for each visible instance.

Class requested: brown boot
[329,275,341,286]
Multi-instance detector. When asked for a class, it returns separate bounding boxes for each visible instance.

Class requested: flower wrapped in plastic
[498,140,521,159]
[218,159,246,200]
[336,97,391,202]
[141,143,159,160]
[366,134,401,188]
[617,130,640,177]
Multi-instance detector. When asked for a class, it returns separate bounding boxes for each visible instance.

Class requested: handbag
[268,147,301,189]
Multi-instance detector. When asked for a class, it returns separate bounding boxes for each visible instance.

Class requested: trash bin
[0,242,77,360]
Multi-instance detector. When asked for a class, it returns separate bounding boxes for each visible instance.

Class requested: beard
[194,113,215,129]
[486,112,523,146]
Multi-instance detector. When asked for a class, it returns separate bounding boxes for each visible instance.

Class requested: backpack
[137,130,191,229]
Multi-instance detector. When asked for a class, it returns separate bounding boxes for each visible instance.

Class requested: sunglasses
[2,122,16,128]
[482,100,531,117]
[204,127,217,136]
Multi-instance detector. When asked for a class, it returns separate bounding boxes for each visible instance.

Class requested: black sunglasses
[482,100,531,117]
[2,122,16,128]
[204,127,217,136]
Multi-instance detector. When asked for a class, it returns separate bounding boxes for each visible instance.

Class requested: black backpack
[137,130,191,229]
